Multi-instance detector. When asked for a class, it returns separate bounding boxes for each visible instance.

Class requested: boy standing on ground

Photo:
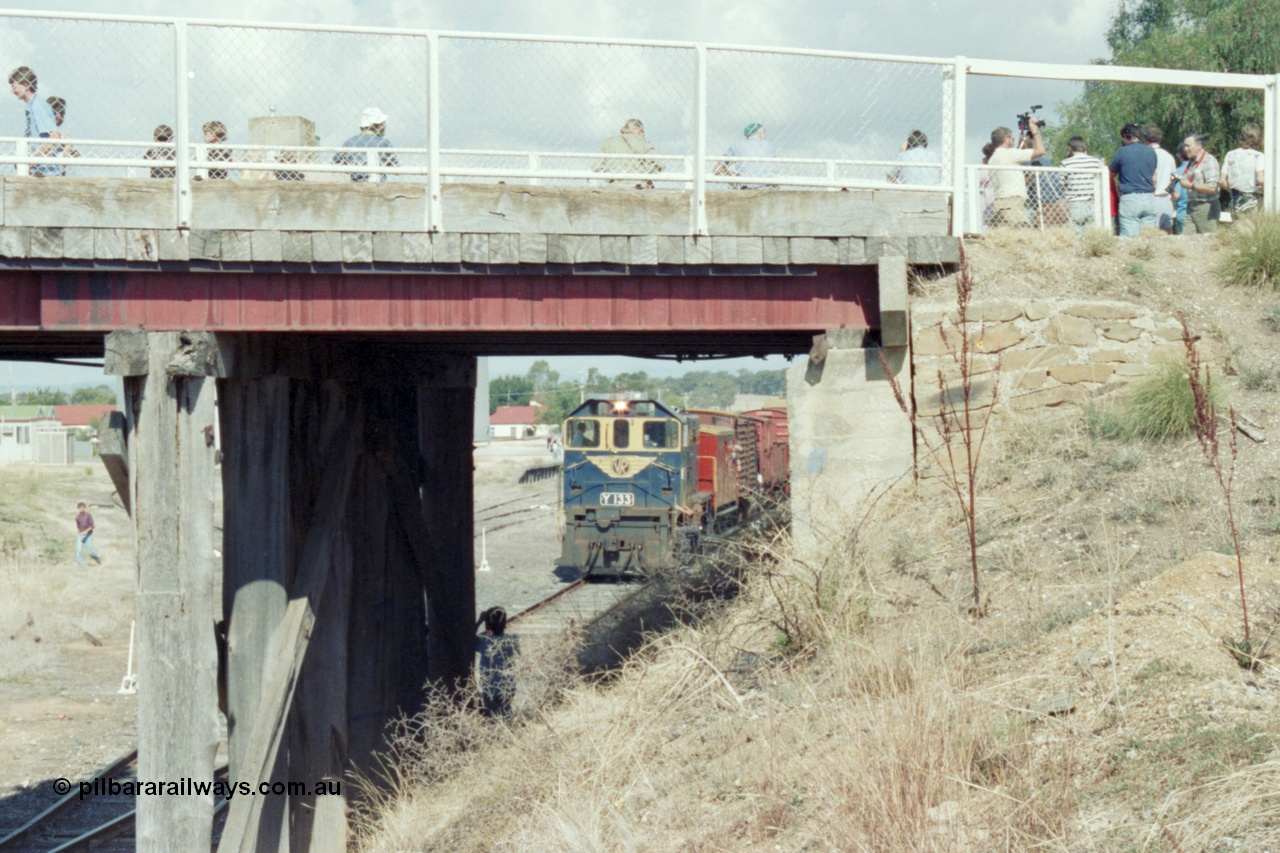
[75,502,101,566]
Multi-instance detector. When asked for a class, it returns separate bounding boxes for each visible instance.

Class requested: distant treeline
[489,361,787,423]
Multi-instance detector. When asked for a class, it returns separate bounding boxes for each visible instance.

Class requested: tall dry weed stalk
[1180,319,1253,666]
[882,244,996,613]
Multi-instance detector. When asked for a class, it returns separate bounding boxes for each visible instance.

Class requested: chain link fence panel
[438,37,696,186]
[705,49,949,189]
[186,24,429,181]
[0,14,174,176]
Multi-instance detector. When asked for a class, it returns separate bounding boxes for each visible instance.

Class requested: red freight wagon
[696,424,741,522]
[742,407,789,491]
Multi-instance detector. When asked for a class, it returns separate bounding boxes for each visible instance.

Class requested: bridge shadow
[0,774,76,845]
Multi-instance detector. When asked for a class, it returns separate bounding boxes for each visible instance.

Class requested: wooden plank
[129,331,220,853]
[489,233,518,264]
[222,230,252,262]
[431,232,461,263]
[126,230,159,262]
[29,227,62,258]
[402,232,431,263]
[98,410,130,516]
[342,231,373,264]
[289,528,351,853]
[282,231,313,263]
[216,398,362,853]
[419,369,476,694]
[157,230,190,261]
[250,231,284,263]
[461,233,489,264]
[218,376,292,851]
[601,235,629,265]
[104,330,150,377]
[518,233,547,264]
[372,231,403,263]
[629,234,657,265]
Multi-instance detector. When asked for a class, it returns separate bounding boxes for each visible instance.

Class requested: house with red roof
[488,404,548,439]
[54,404,117,429]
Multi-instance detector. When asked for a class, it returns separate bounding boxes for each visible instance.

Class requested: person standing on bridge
[717,122,776,189]
[887,130,941,186]
[335,107,398,182]
[8,66,60,177]
[595,118,662,188]
[987,122,1043,226]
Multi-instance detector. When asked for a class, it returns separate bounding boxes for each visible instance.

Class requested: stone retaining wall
[911,298,1196,418]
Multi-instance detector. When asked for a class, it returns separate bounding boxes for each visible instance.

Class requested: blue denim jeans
[76,532,100,566]
[1118,192,1159,237]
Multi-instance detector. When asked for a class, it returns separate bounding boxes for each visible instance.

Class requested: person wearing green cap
[717,122,776,189]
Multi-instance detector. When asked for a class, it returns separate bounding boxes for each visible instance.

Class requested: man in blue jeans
[75,502,101,566]
[1110,123,1159,237]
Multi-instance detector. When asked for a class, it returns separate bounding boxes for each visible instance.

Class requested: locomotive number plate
[599,492,635,507]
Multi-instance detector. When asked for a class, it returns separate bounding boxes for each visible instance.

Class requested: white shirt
[988,146,1036,200]
[1150,144,1175,197]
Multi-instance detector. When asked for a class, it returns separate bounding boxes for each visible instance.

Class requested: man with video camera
[988,113,1044,227]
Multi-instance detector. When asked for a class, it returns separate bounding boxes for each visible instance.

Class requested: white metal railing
[0,8,1276,237]
[965,163,1111,234]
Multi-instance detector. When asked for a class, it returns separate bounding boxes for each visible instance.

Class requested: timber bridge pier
[1,9,1278,851]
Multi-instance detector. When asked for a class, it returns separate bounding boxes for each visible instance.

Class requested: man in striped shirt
[1060,136,1104,231]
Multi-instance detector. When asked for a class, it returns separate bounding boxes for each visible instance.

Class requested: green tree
[70,384,117,405]
[1053,0,1280,162]
[18,386,68,405]
[489,375,533,414]
[525,359,560,392]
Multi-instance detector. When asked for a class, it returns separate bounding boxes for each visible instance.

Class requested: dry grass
[358,396,1280,851]
[0,465,134,683]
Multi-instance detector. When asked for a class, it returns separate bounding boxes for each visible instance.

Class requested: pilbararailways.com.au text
[59,777,342,800]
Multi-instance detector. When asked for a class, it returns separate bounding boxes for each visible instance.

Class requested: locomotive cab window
[613,419,630,448]
[642,420,679,449]
[567,419,600,448]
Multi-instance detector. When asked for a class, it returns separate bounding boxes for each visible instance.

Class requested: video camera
[1017,105,1047,135]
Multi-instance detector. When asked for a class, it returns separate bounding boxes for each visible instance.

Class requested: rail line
[0,576,639,853]
[0,752,229,853]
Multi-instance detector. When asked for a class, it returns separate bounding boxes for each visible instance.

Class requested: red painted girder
[11,270,878,333]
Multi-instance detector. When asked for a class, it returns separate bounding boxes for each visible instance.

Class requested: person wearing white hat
[334,106,397,182]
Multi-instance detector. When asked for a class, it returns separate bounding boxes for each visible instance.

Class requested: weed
[1218,212,1280,289]
[1040,601,1093,632]
[1102,449,1143,472]
[1123,360,1220,442]
[1081,227,1115,257]
[1239,364,1280,391]
[1126,260,1149,279]
[1262,304,1280,333]
[1182,320,1252,663]
[1130,241,1156,261]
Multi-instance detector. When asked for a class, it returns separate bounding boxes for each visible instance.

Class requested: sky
[0,0,1117,389]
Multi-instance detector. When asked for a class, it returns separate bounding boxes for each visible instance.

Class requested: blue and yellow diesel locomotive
[558,397,703,573]
[557,397,789,574]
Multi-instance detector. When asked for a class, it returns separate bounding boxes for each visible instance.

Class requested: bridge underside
[0,268,877,359]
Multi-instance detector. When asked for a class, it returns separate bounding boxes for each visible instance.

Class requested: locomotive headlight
[612,400,629,413]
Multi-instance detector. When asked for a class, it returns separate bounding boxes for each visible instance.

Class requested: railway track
[0,575,642,853]
[0,752,230,853]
